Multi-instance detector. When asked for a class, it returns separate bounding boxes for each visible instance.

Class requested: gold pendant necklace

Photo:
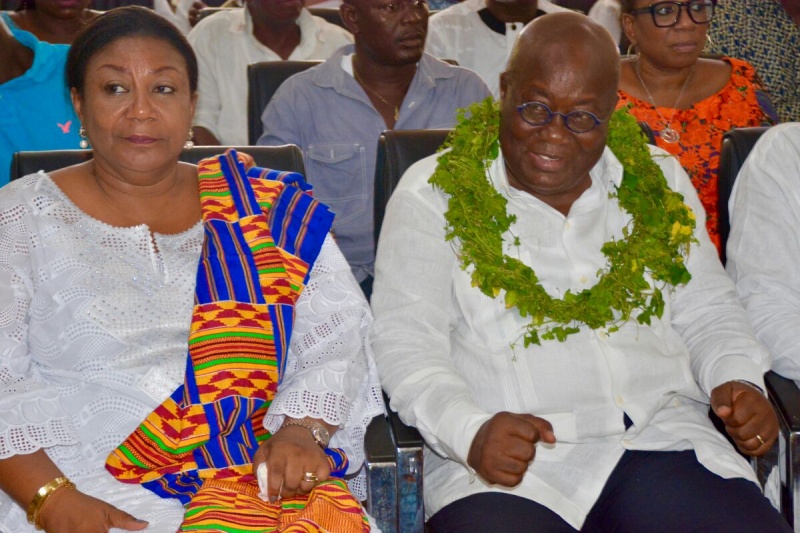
[634,63,694,144]
[353,63,401,121]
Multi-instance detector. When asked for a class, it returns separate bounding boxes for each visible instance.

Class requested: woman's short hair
[67,6,198,95]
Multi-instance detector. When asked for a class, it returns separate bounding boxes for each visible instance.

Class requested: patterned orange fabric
[618,57,769,255]
[182,479,371,532]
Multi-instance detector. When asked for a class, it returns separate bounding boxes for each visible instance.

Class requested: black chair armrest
[759,371,800,528]
[385,397,424,533]
[766,371,800,433]
[364,413,399,533]
[363,396,425,533]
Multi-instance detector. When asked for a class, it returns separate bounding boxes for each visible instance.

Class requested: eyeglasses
[630,0,716,27]
[516,102,605,134]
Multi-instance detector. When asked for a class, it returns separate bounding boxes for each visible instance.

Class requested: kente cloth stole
[105,150,370,532]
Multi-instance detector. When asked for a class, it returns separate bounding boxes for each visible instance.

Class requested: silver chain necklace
[634,63,694,144]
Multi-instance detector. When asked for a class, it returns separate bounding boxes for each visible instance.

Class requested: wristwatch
[281,417,331,449]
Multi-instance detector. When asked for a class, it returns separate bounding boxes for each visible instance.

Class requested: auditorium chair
[718,126,798,530]
[247,60,322,145]
[372,129,451,533]
[10,145,305,181]
[308,6,344,28]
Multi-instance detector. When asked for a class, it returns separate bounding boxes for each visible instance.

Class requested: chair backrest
[11,145,305,181]
[247,60,322,145]
[717,126,770,264]
[373,129,451,245]
[308,7,344,28]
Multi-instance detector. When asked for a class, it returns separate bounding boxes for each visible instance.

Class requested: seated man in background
[257,0,490,297]
[371,12,790,532]
[424,0,569,96]
[189,0,352,146]
[0,16,80,186]
[727,123,800,381]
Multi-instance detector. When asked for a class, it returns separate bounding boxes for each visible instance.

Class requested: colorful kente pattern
[105,150,368,532]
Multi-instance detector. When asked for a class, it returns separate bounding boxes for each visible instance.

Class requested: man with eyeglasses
[371,12,791,532]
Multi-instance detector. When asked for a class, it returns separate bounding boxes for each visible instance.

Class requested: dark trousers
[428,450,791,533]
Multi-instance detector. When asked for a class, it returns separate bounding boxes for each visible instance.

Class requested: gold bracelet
[26,476,75,530]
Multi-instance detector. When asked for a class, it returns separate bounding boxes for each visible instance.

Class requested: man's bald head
[498,12,621,215]
[504,12,619,109]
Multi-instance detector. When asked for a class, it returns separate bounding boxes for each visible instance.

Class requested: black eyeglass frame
[515,102,606,134]
[629,0,717,28]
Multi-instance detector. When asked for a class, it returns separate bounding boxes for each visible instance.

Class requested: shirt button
[597,331,608,340]
[510,23,517,30]
[579,275,588,284]
[622,438,632,446]
[615,395,624,406]
[564,221,571,229]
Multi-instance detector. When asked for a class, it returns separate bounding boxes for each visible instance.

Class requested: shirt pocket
[305,142,368,227]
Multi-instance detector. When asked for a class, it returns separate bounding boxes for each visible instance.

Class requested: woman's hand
[252,424,332,502]
[37,487,148,533]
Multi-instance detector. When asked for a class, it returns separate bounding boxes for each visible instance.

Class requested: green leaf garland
[429,98,697,346]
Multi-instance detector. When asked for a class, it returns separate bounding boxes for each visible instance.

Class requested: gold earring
[184,129,194,149]
[704,34,714,54]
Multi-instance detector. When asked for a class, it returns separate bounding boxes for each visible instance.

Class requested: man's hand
[37,488,148,533]
[467,412,556,487]
[188,1,208,27]
[252,425,331,502]
[711,380,778,456]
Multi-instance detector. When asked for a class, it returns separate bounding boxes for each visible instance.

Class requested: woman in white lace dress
[0,7,382,533]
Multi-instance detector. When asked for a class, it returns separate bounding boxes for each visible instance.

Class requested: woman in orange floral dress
[617,0,775,256]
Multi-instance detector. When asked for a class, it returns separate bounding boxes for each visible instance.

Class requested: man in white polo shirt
[188,0,352,146]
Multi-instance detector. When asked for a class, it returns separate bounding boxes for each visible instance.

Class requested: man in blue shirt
[257,0,490,297]
[0,17,81,186]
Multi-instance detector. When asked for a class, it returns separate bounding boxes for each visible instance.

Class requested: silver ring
[301,471,319,483]
[756,434,765,446]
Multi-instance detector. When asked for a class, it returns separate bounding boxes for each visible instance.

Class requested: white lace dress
[0,174,384,533]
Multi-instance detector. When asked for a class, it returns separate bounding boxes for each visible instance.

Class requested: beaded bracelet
[26,476,76,530]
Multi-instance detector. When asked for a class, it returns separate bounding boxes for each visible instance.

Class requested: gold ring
[301,471,318,483]
[756,434,765,446]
